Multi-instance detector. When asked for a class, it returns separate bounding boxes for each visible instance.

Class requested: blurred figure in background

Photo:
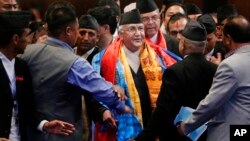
[166,13,188,39]
[184,3,202,20]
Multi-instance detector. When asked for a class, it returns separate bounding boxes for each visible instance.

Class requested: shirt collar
[82,47,95,59]
[150,33,158,44]
[47,37,74,52]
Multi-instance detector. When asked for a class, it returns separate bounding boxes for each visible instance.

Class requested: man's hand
[113,85,127,101]
[0,138,10,141]
[122,105,132,113]
[209,52,222,65]
[102,110,117,129]
[177,121,184,136]
[43,120,75,136]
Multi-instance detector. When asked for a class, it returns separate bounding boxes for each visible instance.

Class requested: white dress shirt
[0,52,20,141]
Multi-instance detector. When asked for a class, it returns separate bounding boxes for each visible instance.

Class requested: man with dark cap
[197,14,225,62]
[75,14,117,141]
[178,15,250,141]
[0,11,74,141]
[92,9,168,141]
[76,15,100,63]
[136,0,182,58]
[184,3,202,20]
[20,1,131,141]
[134,20,217,141]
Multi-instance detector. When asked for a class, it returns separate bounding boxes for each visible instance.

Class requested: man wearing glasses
[92,9,167,140]
[136,0,182,58]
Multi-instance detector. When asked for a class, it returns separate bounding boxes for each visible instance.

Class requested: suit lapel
[15,58,24,100]
[0,60,12,97]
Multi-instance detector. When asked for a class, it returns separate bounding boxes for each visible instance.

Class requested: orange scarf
[145,31,176,67]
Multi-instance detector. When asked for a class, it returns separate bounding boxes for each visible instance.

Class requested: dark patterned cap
[162,0,184,5]
[0,11,31,30]
[119,9,142,25]
[184,3,202,15]
[180,20,207,41]
[79,15,99,31]
[197,14,216,34]
[136,0,158,14]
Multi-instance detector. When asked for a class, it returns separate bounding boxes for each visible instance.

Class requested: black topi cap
[119,9,142,25]
[180,20,207,41]
[79,14,99,31]
[136,0,158,14]
[197,14,216,34]
[162,0,184,5]
[184,3,202,15]
[0,11,31,30]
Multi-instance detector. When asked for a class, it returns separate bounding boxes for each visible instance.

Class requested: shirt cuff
[113,101,126,112]
[37,120,49,132]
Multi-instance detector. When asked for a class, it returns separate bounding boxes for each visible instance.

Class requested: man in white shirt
[0,11,75,141]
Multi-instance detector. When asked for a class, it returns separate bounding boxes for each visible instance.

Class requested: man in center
[92,9,168,140]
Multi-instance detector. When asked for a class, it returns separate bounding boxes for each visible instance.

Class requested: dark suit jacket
[164,34,182,58]
[135,53,217,141]
[0,58,38,141]
[212,41,226,60]
[86,47,99,63]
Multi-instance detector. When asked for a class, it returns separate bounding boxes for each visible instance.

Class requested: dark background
[20,0,250,20]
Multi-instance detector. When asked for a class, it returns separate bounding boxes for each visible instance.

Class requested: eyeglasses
[122,26,144,34]
[141,15,160,23]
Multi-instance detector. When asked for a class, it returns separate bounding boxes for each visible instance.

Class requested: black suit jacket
[0,58,38,141]
[135,53,217,141]
[163,34,182,58]
[86,47,99,63]
[212,41,226,60]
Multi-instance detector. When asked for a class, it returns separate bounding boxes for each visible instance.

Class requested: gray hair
[183,36,206,53]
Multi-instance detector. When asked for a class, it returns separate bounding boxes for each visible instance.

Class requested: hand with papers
[175,106,207,141]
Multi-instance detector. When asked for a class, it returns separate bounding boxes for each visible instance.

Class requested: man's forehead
[79,28,97,33]
[123,23,144,27]
[0,0,17,4]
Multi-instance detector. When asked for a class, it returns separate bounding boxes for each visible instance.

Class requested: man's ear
[118,30,123,39]
[65,26,72,36]
[12,34,20,45]
[95,33,100,42]
[104,24,110,32]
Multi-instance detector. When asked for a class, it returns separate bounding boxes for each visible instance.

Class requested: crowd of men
[0,0,250,141]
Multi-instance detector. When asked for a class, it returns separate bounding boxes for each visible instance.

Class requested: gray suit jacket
[182,45,250,141]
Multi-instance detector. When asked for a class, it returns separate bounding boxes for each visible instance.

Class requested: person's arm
[181,62,237,135]
[67,58,130,113]
[0,138,10,141]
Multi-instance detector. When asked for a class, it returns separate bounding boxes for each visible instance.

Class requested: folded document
[174,106,207,141]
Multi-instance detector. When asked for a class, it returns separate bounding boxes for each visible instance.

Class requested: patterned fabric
[139,43,164,108]
[116,114,142,141]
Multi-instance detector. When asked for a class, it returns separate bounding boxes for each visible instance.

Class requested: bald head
[223,15,250,43]
[0,0,18,12]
